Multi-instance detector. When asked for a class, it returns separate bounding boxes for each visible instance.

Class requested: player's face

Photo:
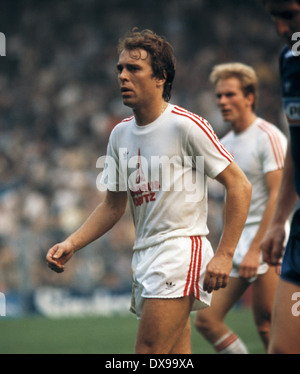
[265,0,300,46]
[215,77,254,129]
[116,48,162,109]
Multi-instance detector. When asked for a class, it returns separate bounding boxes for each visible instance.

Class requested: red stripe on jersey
[258,121,285,169]
[172,106,233,163]
[121,116,134,123]
[184,236,202,299]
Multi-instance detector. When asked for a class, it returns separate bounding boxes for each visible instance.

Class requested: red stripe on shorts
[184,236,202,299]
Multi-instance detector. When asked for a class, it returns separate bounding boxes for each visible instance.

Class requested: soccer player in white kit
[46,30,252,354]
[194,63,287,353]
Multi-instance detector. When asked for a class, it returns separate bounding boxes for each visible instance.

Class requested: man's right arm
[46,190,128,273]
[203,161,252,292]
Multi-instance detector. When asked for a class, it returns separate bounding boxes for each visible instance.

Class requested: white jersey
[221,117,287,225]
[101,104,233,250]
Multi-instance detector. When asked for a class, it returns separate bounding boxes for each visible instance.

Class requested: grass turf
[0,307,265,354]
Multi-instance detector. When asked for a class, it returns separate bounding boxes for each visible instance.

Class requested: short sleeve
[185,117,233,179]
[258,124,287,174]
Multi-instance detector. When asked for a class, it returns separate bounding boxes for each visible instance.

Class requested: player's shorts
[230,223,269,283]
[280,208,300,286]
[130,236,214,319]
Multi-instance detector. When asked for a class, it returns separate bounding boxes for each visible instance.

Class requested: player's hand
[260,224,285,266]
[46,241,75,273]
[239,249,260,279]
[203,252,232,293]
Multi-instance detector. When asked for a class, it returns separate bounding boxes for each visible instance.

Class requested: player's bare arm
[239,169,283,278]
[46,190,127,273]
[203,161,252,293]
[261,144,298,265]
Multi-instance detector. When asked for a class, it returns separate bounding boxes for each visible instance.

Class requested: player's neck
[134,100,168,126]
[232,112,257,134]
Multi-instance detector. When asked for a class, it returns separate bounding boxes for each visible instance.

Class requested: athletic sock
[213,331,248,354]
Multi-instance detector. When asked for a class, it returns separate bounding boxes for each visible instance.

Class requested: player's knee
[135,336,173,354]
[194,312,215,335]
[135,339,159,354]
[255,315,271,349]
[268,341,286,354]
[257,326,270,348]
[258,325,269,336]
[255,311,271,334]
[268,336,300,354]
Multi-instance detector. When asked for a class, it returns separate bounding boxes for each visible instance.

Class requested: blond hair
[210,62,258,110]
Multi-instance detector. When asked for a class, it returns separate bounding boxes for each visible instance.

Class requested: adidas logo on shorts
[166,281,176,289]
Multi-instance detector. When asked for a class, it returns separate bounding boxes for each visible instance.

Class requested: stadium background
[0,0,288,353]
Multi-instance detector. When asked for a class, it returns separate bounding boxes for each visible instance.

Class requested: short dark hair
[117,28,176,102]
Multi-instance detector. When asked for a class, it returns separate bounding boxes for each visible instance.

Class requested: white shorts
[130,236,213,319]
[230,223,269,283]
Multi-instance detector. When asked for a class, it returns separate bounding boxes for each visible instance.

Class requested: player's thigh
[252,266,278,324]
[269,279,300,354]
[196,276,249,323]
[135,296,193,354]
[170,317,192,354]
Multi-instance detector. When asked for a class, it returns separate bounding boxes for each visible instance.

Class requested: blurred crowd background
[0,0,288,315]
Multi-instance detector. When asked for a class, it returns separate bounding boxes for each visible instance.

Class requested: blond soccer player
[195,63,287,353]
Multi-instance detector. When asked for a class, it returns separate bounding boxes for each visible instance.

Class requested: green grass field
[0,307,265,354]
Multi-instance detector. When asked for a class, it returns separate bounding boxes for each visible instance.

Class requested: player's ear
[246,92,255,109]
[156,70,167,87]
